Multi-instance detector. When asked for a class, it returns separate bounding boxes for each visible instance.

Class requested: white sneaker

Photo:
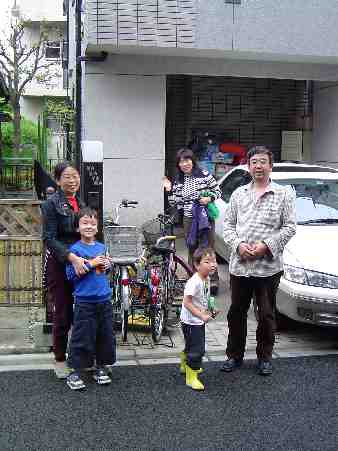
[54,361,72,379]
[93,367,111,385]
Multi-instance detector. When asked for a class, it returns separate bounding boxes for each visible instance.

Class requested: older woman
[163,148,221,292]
[41,162,87,378]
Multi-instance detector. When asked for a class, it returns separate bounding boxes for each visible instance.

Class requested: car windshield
[276,179,338,224]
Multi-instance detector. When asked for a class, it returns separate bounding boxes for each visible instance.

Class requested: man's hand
[238,242,256,261]
[251,241,268,258]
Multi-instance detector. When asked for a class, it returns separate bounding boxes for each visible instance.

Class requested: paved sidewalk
[0,237,337,370]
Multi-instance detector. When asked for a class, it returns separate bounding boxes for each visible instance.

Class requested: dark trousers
[183,217,215,267]
[182,323,205,370]
[68,301,116,371]
[226,273,282,361]
[46,253,73,362]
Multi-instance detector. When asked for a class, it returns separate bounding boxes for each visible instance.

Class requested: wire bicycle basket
[104,226,143,263]
[141,217,172,246]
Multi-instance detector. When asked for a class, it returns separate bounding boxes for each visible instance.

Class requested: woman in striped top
[164,148,221,275]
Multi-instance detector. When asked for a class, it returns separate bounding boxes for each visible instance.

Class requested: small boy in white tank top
[180,247,218,391]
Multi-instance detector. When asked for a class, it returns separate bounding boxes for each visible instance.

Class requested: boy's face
[78,215,98,241]
[195,254,217,277]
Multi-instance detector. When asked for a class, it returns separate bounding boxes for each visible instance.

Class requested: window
[45,41,61,60]
[220,169,251,203]
[276,178,338,223]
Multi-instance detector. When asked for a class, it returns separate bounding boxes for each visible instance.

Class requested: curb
[0,347,337,373]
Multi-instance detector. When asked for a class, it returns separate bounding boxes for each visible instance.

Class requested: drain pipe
[304,80,314,130]
[75,0,82,175]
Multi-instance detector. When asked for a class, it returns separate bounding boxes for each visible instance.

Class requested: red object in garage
[219,143,247,165]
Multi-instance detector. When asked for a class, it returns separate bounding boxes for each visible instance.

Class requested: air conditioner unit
[281,130,312,162]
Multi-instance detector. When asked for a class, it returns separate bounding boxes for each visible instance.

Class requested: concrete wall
[313,83,338,166]
[88,54,338,82]
[20,97,43,122]
[233,0,338,59]
[86,0,338,62]
[20,0,65,22]
[83,70,166,224]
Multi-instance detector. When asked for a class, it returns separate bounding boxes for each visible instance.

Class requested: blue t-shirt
[66,240,112,303]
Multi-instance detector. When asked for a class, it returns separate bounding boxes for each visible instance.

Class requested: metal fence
[0,163,34,192]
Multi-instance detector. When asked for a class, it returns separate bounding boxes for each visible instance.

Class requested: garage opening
[165,75,312,180]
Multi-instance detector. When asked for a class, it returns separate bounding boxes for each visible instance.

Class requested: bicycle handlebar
[121,199,138,207]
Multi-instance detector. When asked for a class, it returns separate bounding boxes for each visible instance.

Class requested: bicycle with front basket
[103,199,142,342]
[141,211,193,342]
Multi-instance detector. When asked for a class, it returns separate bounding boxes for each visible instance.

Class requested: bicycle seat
[151,245,175,256]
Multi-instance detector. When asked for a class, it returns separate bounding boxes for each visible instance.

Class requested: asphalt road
[1,356,337,451]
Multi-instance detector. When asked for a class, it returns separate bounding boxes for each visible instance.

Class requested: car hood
[285,225,338,275]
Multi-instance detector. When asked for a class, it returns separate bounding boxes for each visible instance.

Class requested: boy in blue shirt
[65,207,116,390]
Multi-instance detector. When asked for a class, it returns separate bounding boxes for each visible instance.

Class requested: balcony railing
[86,0,196,48]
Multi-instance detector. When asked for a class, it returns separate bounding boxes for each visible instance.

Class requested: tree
[45,99,75,161]
[0,15,59,156]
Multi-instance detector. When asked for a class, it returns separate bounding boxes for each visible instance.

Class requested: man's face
[248,152,272,183]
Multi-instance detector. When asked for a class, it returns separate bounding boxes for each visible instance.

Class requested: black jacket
[41,189,85,264]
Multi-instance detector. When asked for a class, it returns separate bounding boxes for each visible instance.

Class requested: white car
[214,163,338,328]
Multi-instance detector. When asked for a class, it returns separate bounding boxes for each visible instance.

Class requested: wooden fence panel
[0,200,43,306]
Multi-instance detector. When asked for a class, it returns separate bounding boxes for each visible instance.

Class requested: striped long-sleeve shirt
[169,170,221,217]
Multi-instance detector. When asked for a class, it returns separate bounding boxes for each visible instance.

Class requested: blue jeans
[68,301,116,371]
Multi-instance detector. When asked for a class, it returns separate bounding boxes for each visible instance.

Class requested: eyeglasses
[249,158,270,166]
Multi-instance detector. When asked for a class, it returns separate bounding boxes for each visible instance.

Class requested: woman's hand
[199,196,211,206]
[68,253,89,276]
[163,176,172,192]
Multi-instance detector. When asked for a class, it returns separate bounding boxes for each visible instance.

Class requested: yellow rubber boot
[180,353,203,375]
[179,352,187,374]
[186,365,204,391]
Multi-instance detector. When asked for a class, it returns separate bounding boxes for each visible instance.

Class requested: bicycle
[103,199,142,342]
[141,212,193,342]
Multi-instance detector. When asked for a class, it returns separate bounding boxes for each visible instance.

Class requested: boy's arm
[183,295,211,323]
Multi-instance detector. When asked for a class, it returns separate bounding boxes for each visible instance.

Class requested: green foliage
[1,116,42,160]
[45,99,75,130]
[0,97,13,119]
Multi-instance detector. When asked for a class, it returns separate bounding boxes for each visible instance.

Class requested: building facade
[19,0,67,162]
[67,0,338,224]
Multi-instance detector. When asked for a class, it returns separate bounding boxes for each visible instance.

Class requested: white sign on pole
[81,141,103,162]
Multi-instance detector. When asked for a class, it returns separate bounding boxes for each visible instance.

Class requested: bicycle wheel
[169,255,193,312]
[112,266,130,341]
[150,305,165,343]
[120,267,130,342]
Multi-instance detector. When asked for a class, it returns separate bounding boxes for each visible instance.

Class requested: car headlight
[283,265,338,289]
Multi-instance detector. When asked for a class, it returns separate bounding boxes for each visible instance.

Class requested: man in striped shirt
[221,146,296,376]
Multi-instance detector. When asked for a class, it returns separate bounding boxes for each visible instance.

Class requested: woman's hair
[53,161,78,181]
[175,147,204,182]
